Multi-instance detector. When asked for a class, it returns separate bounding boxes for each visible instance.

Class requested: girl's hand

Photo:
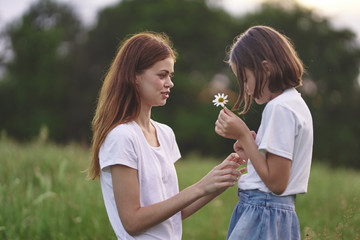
[196,153,247,195]
[215,107,251,140]
[233,131,257,161]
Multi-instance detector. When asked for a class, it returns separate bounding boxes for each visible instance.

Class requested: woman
[88,32,245,239]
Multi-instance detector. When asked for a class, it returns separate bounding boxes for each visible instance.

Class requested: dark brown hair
[228,25,303,113]
[88,32,176,179]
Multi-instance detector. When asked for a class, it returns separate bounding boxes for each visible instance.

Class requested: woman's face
[136,57,174,107]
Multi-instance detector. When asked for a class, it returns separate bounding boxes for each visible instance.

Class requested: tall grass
[0,136,113,240]
[178,156,360,240]
[1,136,359,239]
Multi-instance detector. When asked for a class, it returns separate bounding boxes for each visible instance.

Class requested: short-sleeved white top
[99,120,182,240]
[238,88,313,196]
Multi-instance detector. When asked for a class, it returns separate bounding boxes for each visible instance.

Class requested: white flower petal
[212,93,228,107]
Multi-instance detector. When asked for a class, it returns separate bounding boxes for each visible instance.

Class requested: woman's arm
[181,155,247,219]
[111,153,242,236]
[215,107,291,195]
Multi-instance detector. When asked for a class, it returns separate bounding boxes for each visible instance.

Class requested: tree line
[1,0,360,168]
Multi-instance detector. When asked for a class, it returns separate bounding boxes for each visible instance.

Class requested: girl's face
[230,62,279,105]
[136,57,174,107]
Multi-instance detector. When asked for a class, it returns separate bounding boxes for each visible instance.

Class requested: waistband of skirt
[238,189,296,210]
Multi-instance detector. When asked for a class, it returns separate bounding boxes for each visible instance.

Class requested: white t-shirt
[238,88,313,196]
[99,120,182,240]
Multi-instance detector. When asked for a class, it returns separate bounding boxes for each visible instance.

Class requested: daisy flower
[212,93,228,107]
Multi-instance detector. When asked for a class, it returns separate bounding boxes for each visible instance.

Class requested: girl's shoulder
[267,88,306,109]
[264,88,312,122]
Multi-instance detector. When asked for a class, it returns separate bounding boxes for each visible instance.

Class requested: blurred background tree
[0,0,83,141]
[0,0,360,167]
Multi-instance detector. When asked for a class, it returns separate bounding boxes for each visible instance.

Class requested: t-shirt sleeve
[258,104,296,160]
[99,127,138,170]
[169,128,181,163]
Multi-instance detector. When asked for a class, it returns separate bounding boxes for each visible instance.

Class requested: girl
[215,26,313,240]
[88,32,246,240]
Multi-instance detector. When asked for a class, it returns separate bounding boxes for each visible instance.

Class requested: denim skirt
[227,190,300,240]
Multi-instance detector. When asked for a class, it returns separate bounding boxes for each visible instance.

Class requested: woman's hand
[215,107,251,141]
[181,153,247,219]
[196,153,247,195]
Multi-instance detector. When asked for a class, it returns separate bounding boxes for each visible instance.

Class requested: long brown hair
[88,32,176,180]
[228,25,304,114]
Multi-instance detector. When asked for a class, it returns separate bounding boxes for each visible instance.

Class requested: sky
[0,0,360,43]
[223,0,360,43]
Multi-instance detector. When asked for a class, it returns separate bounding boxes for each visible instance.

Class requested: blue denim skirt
[227,190,300,240]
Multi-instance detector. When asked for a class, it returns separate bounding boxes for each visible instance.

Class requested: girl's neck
[270,90,283,100]
[256,89,283,105]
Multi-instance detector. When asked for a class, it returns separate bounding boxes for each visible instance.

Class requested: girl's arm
[215,107,291,195]
[236,133,291,195]
[111,153,243,236]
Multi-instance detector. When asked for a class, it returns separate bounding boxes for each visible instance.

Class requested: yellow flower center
[218,97,224,102]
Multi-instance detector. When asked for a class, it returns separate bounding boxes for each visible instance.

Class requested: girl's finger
[223,107,233,116]
[250,130,257,140]
[215,126,223,136]
[218,109,228,122]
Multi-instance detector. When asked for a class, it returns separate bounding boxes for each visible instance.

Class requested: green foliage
[0,0,83,141]
[1,0,360,168]
[0,139,359,239]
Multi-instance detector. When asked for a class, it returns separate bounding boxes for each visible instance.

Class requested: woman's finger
[224,152,240,162]
[216,173,240,183]
[239,168,247,174]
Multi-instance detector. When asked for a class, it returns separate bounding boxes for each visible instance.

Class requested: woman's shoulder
[151,119,174,133]
[107,121,139,140]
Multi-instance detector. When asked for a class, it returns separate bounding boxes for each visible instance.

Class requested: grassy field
[0,136,359,240]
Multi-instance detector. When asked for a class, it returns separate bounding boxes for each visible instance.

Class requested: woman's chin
[155,100,167,107]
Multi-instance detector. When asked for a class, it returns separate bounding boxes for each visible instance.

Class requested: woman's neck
[135,105,152,131]
[135,106,159,147]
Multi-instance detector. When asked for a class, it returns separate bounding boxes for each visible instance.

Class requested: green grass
[0,137,359,239]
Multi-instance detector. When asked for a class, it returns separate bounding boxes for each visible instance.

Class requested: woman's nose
[165,77,174,88]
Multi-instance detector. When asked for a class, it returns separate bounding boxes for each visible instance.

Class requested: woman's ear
[261,60,271,78]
